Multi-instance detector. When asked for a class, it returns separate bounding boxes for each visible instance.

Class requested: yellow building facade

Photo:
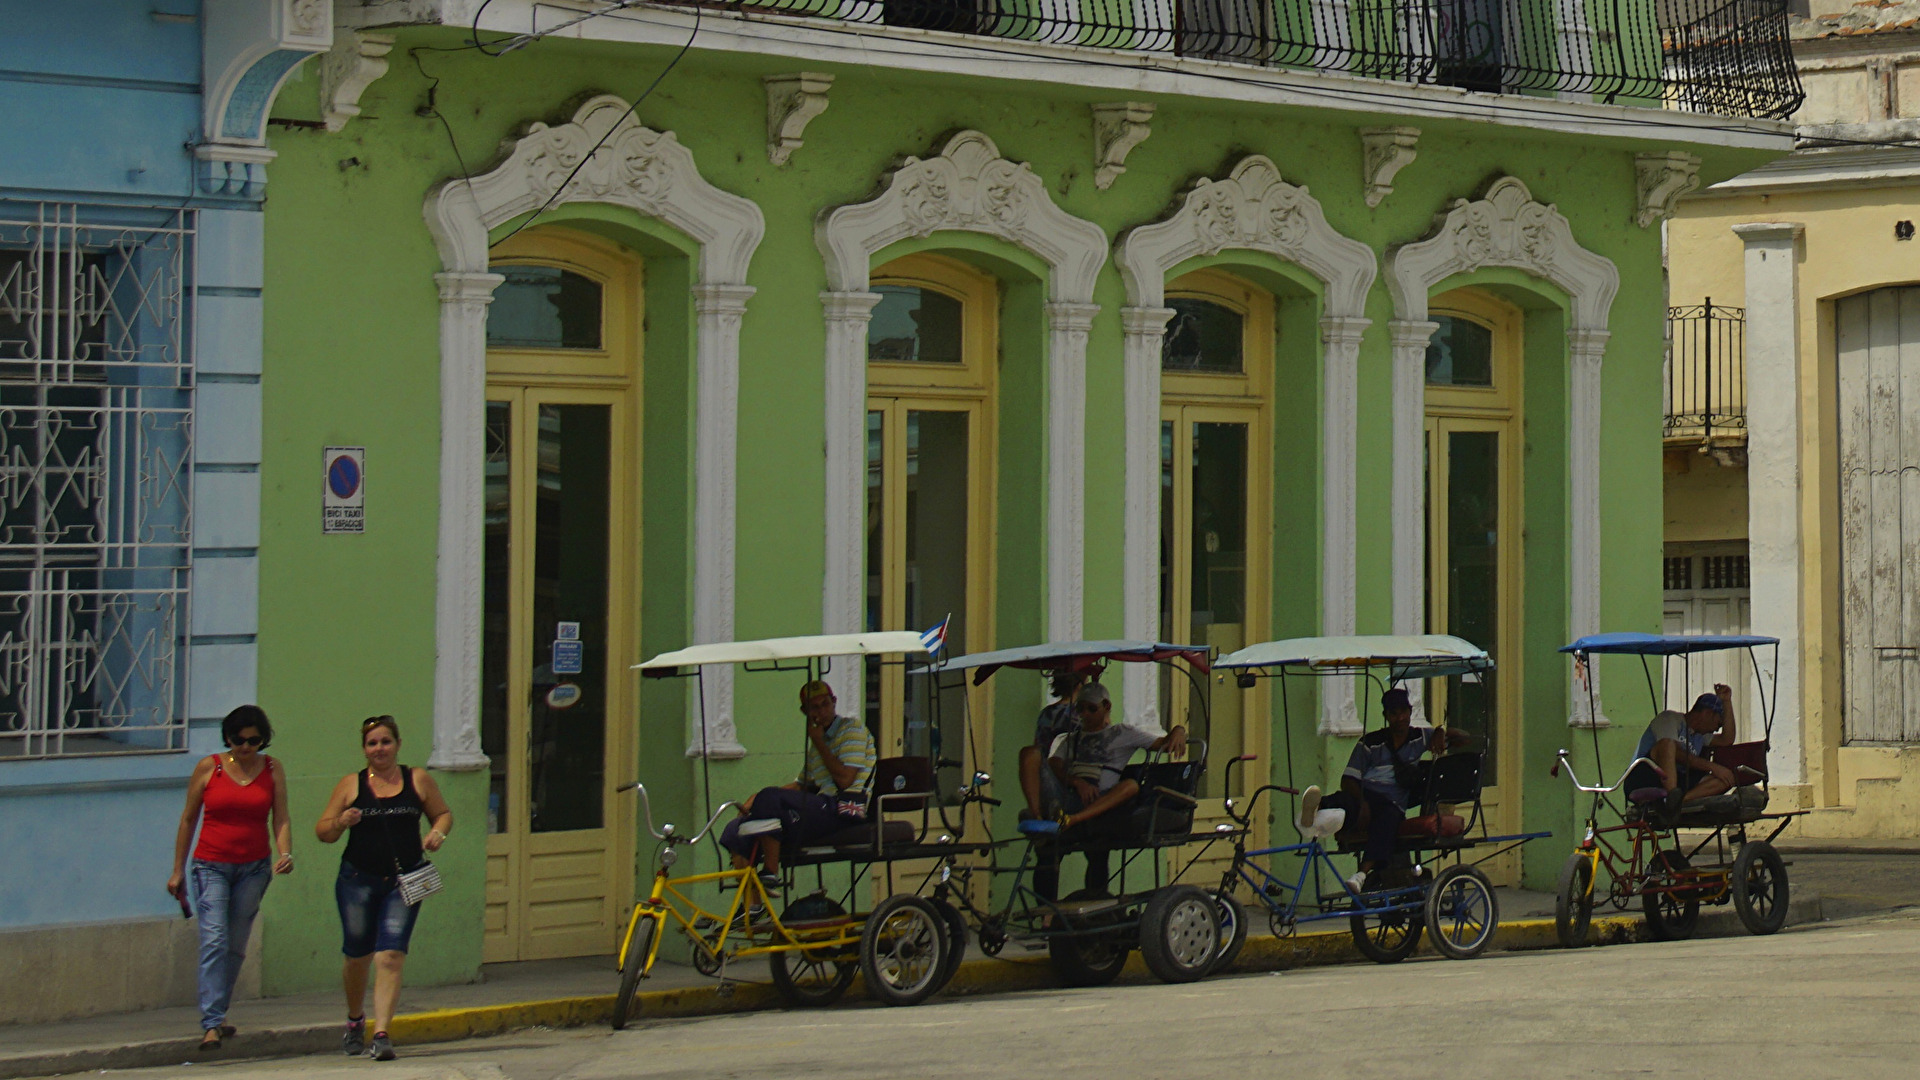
[1670,1,1920,837]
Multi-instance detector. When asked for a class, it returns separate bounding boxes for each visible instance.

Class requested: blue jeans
[335,861,421,956]
[191,857,271,1032]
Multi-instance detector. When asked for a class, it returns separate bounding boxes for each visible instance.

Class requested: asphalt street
[68,910,1920,1080]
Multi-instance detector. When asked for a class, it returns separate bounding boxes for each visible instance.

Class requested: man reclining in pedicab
[718,679,876,885]
[1020,681,1188,900]
[1623,684,1743,822]
[1294,687,1472,895]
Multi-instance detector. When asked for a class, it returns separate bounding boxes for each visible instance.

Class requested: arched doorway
[480,228,640,961]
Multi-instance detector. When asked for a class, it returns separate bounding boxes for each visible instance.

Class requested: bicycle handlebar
[617,781,740,845]
[1551,748,1662,795]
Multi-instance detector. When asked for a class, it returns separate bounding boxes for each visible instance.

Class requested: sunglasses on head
[230,735,264,748]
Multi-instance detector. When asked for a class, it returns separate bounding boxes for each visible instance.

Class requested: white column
[1320,316,1370,734]
[1568,327,1612,728]
[429,270,503,771]
[1121,305,1174,730]
[688,284,755,758]
[1048,301,1100,643]
[1734,222,1805,782]
[820,290,882,712]
[1389,319,1437,636]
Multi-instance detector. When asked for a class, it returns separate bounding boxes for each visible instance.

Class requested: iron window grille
[1666,299,1746,445]
[696,0,1804,119]
[0,202,193,759]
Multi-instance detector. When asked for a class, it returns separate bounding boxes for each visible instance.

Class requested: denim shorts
[335,860,421,957]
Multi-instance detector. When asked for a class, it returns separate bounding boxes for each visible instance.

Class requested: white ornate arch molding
[1387,176,1620,727]
[1116,156,1377,734]
[815,131,1108,707]
[424,95,766,765]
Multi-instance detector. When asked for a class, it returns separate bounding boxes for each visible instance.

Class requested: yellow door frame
[1160,269,1274,870]
[865,253,999,846]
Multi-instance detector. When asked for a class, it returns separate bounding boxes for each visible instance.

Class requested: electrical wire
[485,5,703,250]
[410,49,483,209]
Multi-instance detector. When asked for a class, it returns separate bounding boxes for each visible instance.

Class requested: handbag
[396,860,443,906]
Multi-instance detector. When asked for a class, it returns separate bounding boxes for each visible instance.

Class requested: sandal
[198,1030,223,1052]
[219,1025,236,1038]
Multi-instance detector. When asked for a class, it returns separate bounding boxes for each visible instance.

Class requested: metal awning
[925,640,1210,685]
[1559,632,1780,656]
[1216,635,1492,680]
[635,631,930,672]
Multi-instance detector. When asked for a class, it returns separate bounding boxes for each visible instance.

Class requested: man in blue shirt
[1019,669,1090,821]
[1628,684,1738,816]
[1296,687,1468,893]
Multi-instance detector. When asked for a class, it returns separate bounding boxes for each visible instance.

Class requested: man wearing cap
[1631,683,1738,816]
[1029,681,1186,899]
[1019,668,1092,822]
[1295,687,1469,894]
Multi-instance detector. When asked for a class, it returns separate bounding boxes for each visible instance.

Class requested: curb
[0,894,1822,1079]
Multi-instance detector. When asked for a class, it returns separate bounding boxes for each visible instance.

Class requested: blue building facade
[0,0,327,1021]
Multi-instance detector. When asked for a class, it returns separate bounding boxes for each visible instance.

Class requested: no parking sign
[323,446,365,534]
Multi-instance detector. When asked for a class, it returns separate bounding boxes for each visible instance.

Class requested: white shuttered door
[1838,287,1920,744]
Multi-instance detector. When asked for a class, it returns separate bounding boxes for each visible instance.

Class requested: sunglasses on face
[230,735,264,748]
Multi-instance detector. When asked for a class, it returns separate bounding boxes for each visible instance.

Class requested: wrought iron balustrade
[697,0,1802,119]
[1666,299,1746,444]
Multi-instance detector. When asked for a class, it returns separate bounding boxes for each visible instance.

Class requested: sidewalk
[0,885,1819,1080]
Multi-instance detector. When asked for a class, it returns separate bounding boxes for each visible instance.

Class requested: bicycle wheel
[1641,850,1700,941]
[1555,852,1595,949]
[1732,841,1790,936]
[1350,879,1423,965]
[769,896,857,1007]
[1424,865,1499,960]
[860,894,951,1007]
[929,896,969,992]
[1207,891,1249,975]
[612,916,654,1030]
[1046,889,1129,987]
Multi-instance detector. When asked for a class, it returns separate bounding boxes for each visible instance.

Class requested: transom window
[1161,296,1245,374]
[488,266,604,351]
[1425,314,1495,388]
[868,284,964,364]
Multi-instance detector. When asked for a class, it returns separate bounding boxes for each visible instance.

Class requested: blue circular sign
[327,454,361,499]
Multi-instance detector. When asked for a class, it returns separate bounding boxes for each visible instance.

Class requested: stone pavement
[0,876,1829,1080]
[45,907,1920,1080]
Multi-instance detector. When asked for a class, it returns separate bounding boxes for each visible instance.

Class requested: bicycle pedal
[716,981,735,999]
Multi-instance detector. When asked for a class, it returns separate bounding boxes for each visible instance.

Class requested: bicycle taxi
[611,629,984,1027]
[1207,635,1551,963]
[1552,632,1803,947]
[917,639,1234,987]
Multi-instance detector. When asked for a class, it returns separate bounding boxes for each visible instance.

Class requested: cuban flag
[919,615,951,658]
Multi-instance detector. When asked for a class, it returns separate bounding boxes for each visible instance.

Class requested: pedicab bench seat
[1628,784,1769,826]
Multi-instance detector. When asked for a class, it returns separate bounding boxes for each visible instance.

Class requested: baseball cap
[1381,687,1411,712]
[1691,692,1724,715]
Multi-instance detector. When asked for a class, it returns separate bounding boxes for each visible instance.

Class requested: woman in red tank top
[167,706,293,1052]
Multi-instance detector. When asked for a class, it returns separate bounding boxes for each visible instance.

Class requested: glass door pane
[482,400,513,835]
[864,409,886,736]
[903,410,969,783]
[1190,421,1248,785]
[526,403,611,833]
[1441,428,1499,775]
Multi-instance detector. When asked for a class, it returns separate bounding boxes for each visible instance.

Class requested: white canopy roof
[635,631,931,671]
[1216,635,1491,678]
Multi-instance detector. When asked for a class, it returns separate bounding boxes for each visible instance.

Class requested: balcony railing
[706,0,1803,119]
[1666,299,1745,445]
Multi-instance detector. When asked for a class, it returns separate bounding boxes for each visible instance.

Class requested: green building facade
[247,2,1793,992]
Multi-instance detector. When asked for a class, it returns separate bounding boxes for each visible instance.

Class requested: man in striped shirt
[720,680,877,878]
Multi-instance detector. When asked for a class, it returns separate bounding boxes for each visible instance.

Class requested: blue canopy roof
[921,640,1210,685]
[1559,632,1780,656]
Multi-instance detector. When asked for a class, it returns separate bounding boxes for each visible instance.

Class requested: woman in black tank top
[342,766,425,876]
[316,716,453,1061]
